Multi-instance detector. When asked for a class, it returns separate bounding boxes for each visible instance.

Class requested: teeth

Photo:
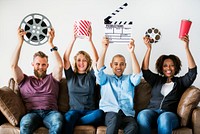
[166,70,171,73]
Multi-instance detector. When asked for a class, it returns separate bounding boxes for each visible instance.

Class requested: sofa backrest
[57,78,101,113]
[134,79,152,115]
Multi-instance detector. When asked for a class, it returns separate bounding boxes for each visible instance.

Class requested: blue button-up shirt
[95,66,142,117]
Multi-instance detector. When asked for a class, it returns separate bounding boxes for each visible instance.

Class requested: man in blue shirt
[94,37,142,134]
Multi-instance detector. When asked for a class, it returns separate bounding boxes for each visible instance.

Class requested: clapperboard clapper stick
[104,3,133,44]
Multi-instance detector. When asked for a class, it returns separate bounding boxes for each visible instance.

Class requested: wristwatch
[50,46,58,52]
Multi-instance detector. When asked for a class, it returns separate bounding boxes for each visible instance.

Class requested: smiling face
[162,58,175,78]
[74,51,92,74]
[75,54,88,73]
[32,56,49,79]
[110,55,126,77]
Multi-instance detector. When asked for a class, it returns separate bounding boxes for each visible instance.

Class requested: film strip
[104,3,133,44]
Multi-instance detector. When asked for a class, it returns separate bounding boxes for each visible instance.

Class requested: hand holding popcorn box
[74,20,91,39]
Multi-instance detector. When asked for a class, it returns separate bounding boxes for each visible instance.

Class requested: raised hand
[128,38,135,53]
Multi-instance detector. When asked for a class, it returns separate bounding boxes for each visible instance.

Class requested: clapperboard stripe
[104,3,133,44]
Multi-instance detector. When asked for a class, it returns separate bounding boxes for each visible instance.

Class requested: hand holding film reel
[20,13,52,46]
[145,28,161,44]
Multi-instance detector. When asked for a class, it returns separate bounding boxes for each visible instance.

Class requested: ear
[47,63,49,68]
[31,62,34,67]
[110,62,112,68]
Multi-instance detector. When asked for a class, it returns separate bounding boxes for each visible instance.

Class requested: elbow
[58,63,64,71]
[10,63,17,70]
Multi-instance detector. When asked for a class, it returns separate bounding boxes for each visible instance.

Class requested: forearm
[11,43,21,68]
[63,39,75,69]
[89,40,99,62]
[97,48,107,70]
[142,47,151,70]
[10,42,24,83]
[185,47,196,69]
[130,52,140,74]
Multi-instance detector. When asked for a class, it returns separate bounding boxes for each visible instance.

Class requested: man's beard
[34,69,47,79]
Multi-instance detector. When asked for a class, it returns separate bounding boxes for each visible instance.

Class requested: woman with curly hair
[137,35,197,134]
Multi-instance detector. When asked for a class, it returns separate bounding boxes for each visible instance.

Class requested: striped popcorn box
[74,20,91,39]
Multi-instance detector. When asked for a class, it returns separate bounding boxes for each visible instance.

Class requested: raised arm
[10,27,26,84]
[63,27,77,70]
[128,39,140,74]
[142,36,152,70]
[181,35,196,69]
[97,37,109,70]
[49,28,63,81]
[88,26,99,62]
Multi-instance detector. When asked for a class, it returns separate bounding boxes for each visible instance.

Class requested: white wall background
[0,0,199,88]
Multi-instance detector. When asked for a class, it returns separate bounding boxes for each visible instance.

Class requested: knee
[158,112,178,124]
[64,110,79,121]
[137,110,150,123]
[94,109,104,119]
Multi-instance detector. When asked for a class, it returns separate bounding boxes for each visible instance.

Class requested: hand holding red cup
[179,19,192,39]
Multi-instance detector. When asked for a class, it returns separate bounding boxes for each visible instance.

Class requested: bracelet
[50,46,58,52]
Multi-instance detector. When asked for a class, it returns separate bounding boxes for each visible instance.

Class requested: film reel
[145,28,161,43]
[20,13,52,46]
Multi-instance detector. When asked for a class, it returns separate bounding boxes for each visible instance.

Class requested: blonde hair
[33,51,48,61]
[73,51,92,73]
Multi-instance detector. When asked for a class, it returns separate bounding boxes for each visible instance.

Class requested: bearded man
[10,27,63,134]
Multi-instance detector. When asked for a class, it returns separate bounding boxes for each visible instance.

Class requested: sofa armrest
[0,86,26,126]
[177,86,200,127]
[8,78,20,95]
[192,106,200,134]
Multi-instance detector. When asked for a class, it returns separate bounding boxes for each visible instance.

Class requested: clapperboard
[104,3,133,44]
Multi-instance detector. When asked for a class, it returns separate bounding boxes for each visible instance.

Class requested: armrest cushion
[192,107,200,134]
[0,86,26,126]
[177,86,200,127]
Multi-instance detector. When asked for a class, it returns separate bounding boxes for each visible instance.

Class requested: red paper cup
[179,19,192,38]
[74,20,91,39]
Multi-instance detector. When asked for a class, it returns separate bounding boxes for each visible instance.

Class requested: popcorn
[74,20,91,39]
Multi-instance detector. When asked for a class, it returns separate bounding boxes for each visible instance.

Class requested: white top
[161,82,174,96]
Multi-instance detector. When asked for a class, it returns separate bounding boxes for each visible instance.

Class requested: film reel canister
[20,13,52,46]
[145,28,161,44]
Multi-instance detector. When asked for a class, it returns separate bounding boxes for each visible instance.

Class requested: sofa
[0,78,200,134]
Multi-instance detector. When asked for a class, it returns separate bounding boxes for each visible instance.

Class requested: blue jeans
[105,110,138,134]
[20,110,63,134]
[137,109,179,134]
[64,109,104,134]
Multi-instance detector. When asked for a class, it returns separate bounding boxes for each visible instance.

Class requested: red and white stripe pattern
[74,20,91,38]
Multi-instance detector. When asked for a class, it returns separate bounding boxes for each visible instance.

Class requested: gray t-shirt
[64,66,96,110]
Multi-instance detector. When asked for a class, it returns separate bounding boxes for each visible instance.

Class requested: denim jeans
[20,110,63,134]
[105,110,138,134]
[64,109,104,134]
[137,109,179,134]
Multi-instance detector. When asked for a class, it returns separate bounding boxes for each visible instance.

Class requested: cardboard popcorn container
[179,19,192,38]
[74,20,91,39]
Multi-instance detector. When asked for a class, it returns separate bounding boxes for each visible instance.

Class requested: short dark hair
[112,54,126,63]
[155,54,182,75]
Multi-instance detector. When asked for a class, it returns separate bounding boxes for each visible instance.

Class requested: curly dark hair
[155,54,182,75]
